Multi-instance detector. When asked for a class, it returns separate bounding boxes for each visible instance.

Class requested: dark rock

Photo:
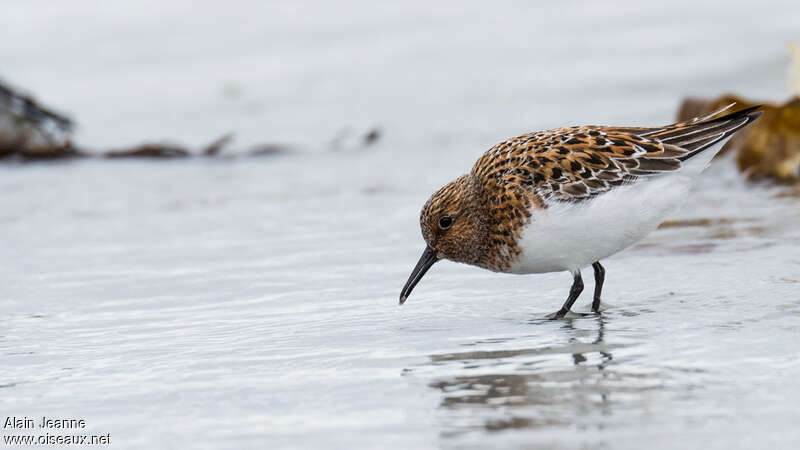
[363,128,381,146]
[203,133,234,156]
[248,143,292,156]
[1,80,76,161]
[104,144,190,159]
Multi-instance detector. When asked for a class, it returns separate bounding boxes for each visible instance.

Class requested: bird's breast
[509,173,693,274]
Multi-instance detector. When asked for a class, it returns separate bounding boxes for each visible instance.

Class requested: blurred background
[2,1,800,449]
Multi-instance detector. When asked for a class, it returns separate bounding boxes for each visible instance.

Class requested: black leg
[591,261,605,313]
[552,272,584,319]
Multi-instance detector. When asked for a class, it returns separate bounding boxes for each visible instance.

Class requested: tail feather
[649,105,762,161]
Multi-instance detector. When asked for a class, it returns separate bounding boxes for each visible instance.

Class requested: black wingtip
[704,104,764,125]
[672,104,764,161]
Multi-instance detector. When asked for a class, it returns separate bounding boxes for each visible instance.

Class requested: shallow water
[2,1,800,449]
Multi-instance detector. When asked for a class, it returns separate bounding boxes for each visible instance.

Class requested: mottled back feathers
[472,105,762,205]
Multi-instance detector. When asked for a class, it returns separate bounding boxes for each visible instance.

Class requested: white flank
[509,137,732,274]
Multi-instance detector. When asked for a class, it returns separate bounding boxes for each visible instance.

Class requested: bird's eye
[438,216,453,230]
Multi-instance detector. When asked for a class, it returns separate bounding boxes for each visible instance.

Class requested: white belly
[509,172,693,274]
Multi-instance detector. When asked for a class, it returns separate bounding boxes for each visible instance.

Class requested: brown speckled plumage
[402,105,763,313]
[418,105,763,272]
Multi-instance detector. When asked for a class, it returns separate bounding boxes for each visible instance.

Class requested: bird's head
[399,174,490,304]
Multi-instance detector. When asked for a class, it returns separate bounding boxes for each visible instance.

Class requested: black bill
[399,245,438,305]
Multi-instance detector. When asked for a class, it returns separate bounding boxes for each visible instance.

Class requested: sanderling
[399,105,762,318]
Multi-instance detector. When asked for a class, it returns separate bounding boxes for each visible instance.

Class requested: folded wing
[473,105,762,205]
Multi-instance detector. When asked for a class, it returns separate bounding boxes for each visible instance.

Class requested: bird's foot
[546,309,589,320]
[590,299,613,314]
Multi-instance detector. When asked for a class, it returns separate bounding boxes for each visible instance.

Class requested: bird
[399,105,762,319]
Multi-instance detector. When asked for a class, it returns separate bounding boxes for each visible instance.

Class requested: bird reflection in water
[426,317,617,434]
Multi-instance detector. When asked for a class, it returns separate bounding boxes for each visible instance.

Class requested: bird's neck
[472,173,538,272]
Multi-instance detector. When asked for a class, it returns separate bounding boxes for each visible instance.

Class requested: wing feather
[472,105,762,206]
